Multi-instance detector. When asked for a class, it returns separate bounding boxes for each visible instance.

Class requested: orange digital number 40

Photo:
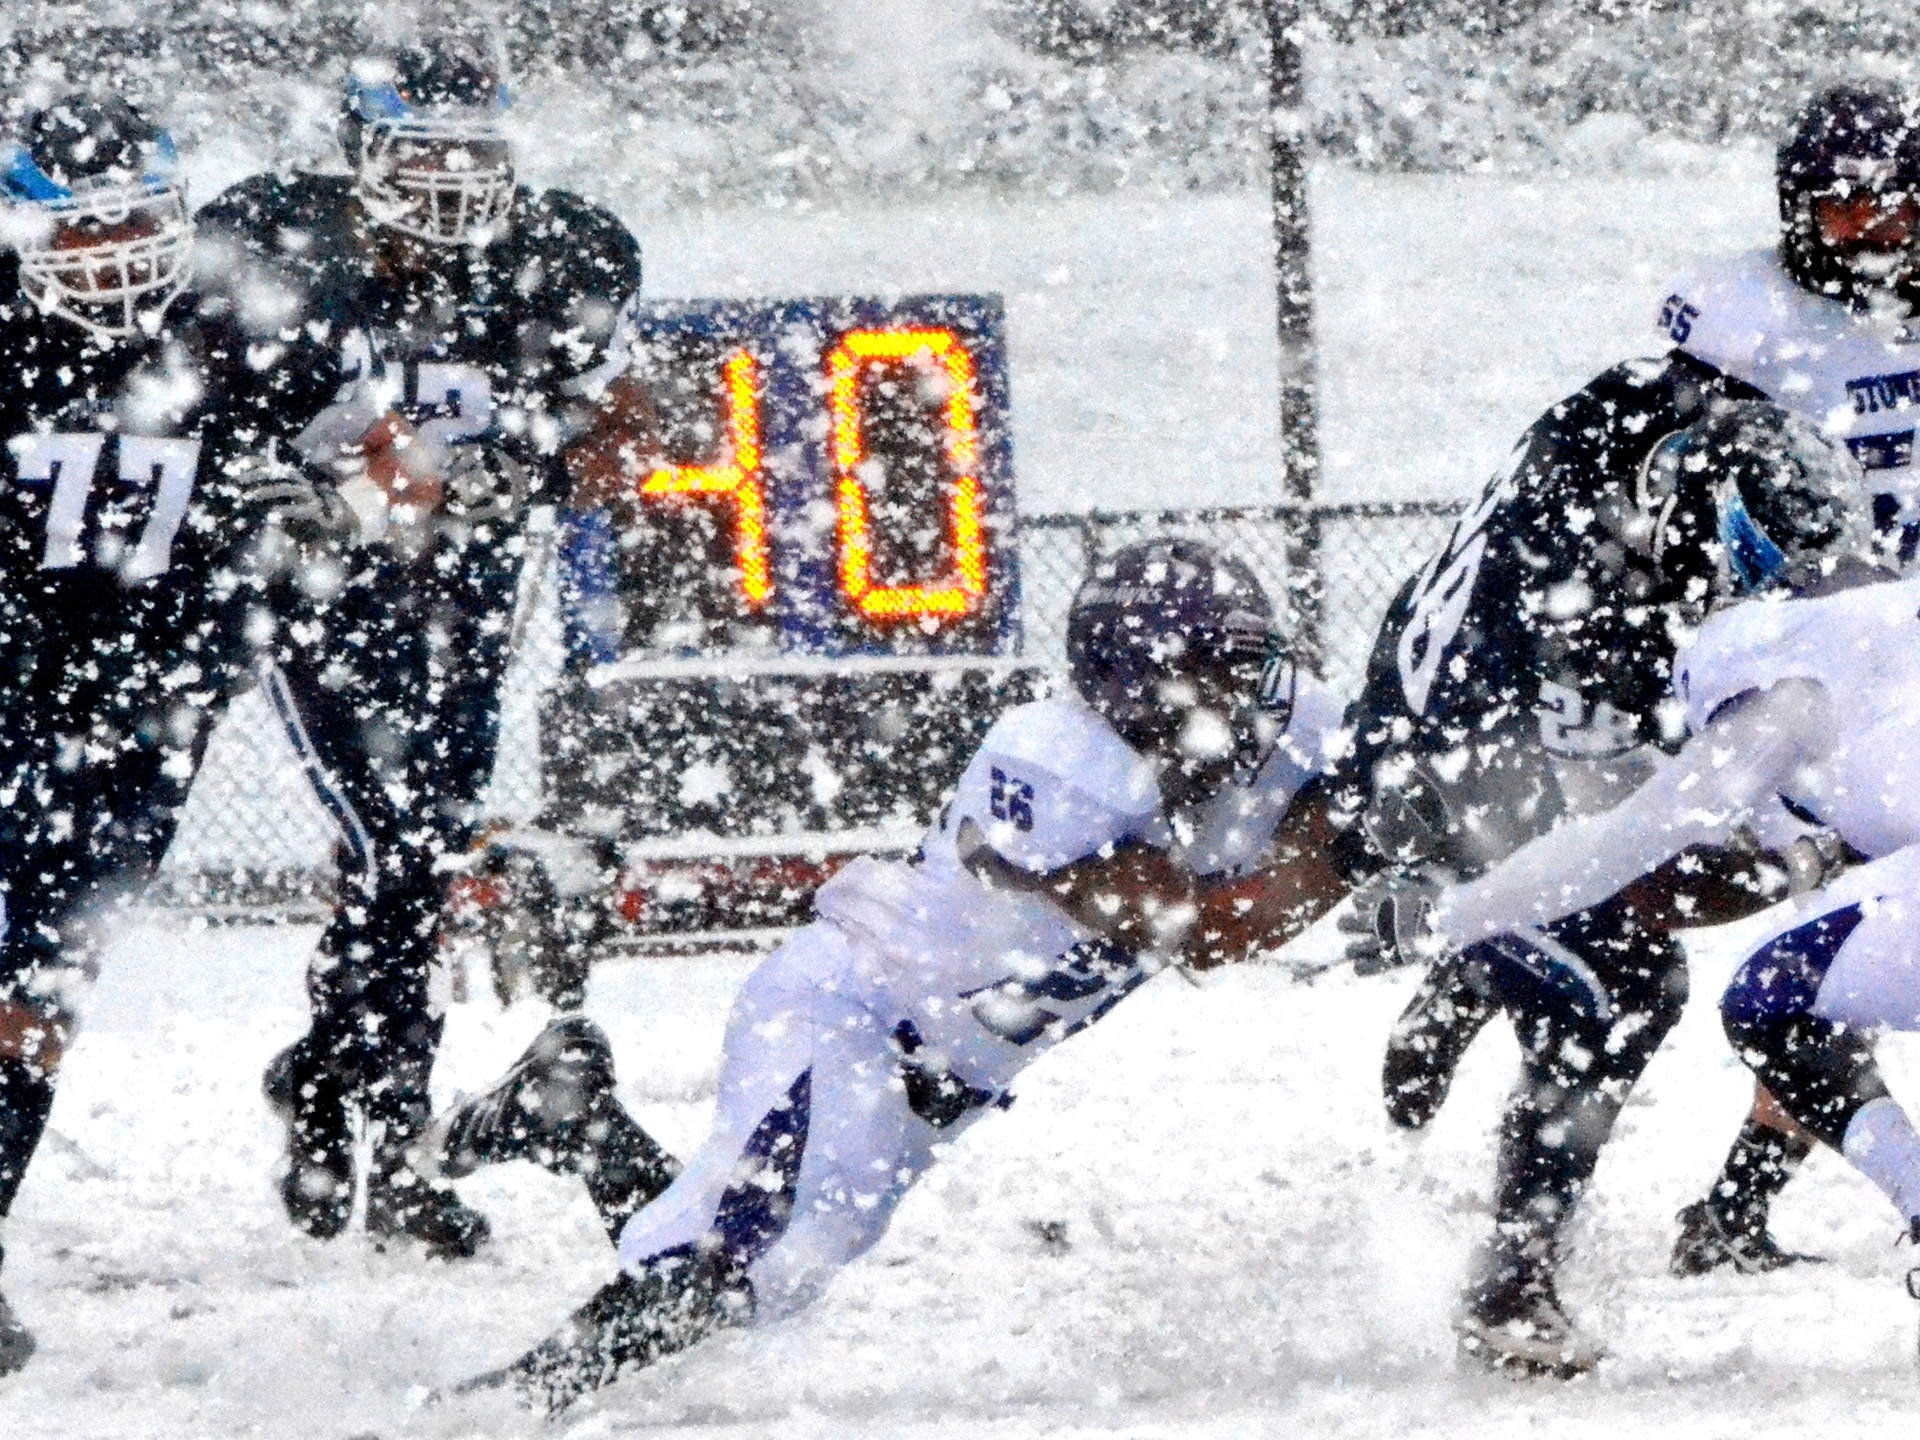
[632,323,992,626]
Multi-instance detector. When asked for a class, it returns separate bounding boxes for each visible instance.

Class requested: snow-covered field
[11,909,1920,1438]
[14,144,1920,1437]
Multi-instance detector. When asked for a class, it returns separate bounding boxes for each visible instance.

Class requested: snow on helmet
[343,43,514,246]
[1067,537,1289,806]
[1777,84,1920,307]
[1643,400,1874,599]
[1,95,191,340]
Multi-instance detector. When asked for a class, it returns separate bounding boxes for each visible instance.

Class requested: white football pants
[615,920,983,1321]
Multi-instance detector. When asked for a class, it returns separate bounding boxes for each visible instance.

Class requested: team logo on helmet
[1649,400,1876,598]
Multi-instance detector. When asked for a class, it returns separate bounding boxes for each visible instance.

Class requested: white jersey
[1662,249,1920,521]
[812,676,1345,1093]
[1433,573,1918,948]
[1677,573,1920,860]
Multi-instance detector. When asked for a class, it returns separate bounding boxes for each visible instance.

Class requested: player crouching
[437,538,1354,1412]
[1395,404,1919,1367]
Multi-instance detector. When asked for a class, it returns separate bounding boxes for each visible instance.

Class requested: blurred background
[0,1,1906,204]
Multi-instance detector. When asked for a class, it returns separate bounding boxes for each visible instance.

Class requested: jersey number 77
[9,433,200,579]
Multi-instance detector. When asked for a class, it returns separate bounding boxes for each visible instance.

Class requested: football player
[194,36,654,1257]
[1331,368,1855,1368]
[1371,83,1920,1326]
[1407,407,1920,1360]
[0,95,354,1374]
[434,538,1353,1412]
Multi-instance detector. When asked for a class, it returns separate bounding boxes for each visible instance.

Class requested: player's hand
[1338,867,1447,975]
[565,374,662,507]
[252,476,359,547]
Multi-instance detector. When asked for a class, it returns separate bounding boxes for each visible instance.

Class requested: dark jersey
[195,172,641,500]
[0,258,346,718]
[1333,351,1762,877]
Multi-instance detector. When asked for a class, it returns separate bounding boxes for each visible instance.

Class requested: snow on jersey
[196,173,642,506]
[813,676,1343,1094]
[1662,249,1920,524]
[1677,573,1920,860]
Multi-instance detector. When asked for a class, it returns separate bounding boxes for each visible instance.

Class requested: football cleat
[463,1258,748,1415]
[364,1165,491,1261]
[0,1287,33,1377]
[264,1038,355,1241]
[1669,1198,1825,1278]
[1382,953,1496,1130]
[431,1016,618,1181]
[1454,1275,1602,1379]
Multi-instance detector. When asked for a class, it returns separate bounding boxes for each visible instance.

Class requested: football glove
[1338,866,1449,976]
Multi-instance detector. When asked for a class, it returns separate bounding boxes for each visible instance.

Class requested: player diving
[414,537,1354,1411]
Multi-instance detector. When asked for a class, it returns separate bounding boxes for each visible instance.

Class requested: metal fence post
[1267,1,1323,672]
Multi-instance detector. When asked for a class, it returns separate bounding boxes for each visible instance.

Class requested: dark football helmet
[342,44,515,245]
[0,95,190,339]
[1777,84,1920,308]
[1066,536,1290,807]
[1640,400,1875,600]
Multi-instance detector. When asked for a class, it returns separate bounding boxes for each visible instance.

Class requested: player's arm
[1184,780,1352,968]
[957,818,1199,957]
[956,780,1350,970]
[1615,828,1858,930]
[562,372,663,508]
[1431,677,1833,950]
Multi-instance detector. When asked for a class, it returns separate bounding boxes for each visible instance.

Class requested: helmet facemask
[347,49,516,248]
[1777,86,1920,310]
[3,105,191,343]
[355,113,514,246]
[1786,171,1920,308]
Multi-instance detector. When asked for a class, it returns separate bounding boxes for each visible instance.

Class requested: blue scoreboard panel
[566,292,1019,663]
[539,294,1048,943]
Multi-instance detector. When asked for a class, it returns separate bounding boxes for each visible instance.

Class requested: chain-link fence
[149,499,1464,912]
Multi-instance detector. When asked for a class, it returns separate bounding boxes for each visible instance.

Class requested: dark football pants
[1468,895,1689,1297]
[0,615,233,1222]
[267,530,521,1137]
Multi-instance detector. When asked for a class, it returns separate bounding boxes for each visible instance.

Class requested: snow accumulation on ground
[15,145,1920,1438]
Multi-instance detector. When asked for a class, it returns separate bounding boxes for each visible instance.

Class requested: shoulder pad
[1655,250,1811,382]
[513,187,641,289]
[979,698,1160,816]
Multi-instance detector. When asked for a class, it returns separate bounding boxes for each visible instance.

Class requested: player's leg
[1720,852,1920,1242]
[258,645,489,1256]
[1381,946,1498,1130]
[430,1014,681,1242]
[0,679,216,1374]
[478,933,829,1409]
[482,926,949,1413]
[1455,901,1686,1375]
[0,966,68,1378]
[356,544,531,1249]
[1669,1080,1821,1277]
